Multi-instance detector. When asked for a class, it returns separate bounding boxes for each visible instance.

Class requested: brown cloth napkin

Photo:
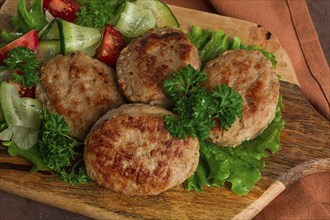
[210,0,330,121]
[166,0,330,121]
[254,172,330,219]
[163,0,330,219]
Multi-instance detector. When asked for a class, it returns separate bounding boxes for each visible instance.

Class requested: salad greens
[185,97,284,195]
[2,141,47,172]
[0,81,42,149]
[163,25,284,195]
[38,111,90,184]
[0,81,89,184]
[163,63,284,195]
[164,64,243,140]
[4,47,40,88]
[188,25,278,68]
[0,121,6,132]
[1,0,47,42]
[0,0,285,193]
[76,0,124,28]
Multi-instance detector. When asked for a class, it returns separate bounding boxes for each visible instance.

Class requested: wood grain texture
[0,1,329,219]
[0,82,328,220]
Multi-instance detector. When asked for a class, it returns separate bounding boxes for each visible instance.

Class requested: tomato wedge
[0,30,39,64]
[8,80,36,98]
[43,0,80,22]
[96,25,126,67]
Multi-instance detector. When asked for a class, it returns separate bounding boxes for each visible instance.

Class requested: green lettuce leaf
[1,0,47,42]
[188,25,277,68]
[184,96,285,195]
[2,141,48,172]
[0,126,39,149]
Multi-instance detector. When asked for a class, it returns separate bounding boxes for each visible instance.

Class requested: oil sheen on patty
[203,50,279,147]
[36,51,125,140]
[84,104,200,195]
[116,27,201,108]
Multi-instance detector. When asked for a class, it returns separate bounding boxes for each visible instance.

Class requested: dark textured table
[0,1,329,220]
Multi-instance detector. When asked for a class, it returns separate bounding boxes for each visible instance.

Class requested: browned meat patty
[116,27,201,108]
[203,50,279,147]
[36,51,125,141]
[84,104,200,195]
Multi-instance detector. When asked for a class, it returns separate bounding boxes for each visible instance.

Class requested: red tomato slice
[43,0,80,22]
[19,86,36,98]
[8,80,36,98]
[0,30,39,64]
[96,25,126,67]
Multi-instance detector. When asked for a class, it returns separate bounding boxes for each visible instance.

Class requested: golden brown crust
[116,27,201,108]
[203,50,279,147]
[36,51,125,140]
[84,104,199,195]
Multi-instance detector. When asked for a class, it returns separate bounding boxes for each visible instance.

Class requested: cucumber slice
[0,81,42,130]
[39,19,60,40]
[80,42,101,57]
[57,19,102,56]
[114,1,157,38]
[134,0,179,28]
[37,40,61,61]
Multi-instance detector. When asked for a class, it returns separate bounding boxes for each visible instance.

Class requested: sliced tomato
[96,25,126,67]
[8,80,36,98]
[43,0,80,22]
[19,86,36,98]
[0,30,39,64]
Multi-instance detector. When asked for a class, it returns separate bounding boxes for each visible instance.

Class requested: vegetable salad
[0,0,284,195]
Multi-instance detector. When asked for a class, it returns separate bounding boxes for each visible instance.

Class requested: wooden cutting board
[0,1,329,219]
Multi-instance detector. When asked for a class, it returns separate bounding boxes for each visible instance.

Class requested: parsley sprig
[76,0,124,28]
[185,98,285,195]
[4,46,40,88]
[38,111,90,184]
[163,64,243,140]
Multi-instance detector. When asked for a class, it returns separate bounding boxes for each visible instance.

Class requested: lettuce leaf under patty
[184,96,284,195]
[184,26,284,195]
[188,25,277,68]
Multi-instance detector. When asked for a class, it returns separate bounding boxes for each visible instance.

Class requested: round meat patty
[36,51,125,141]
[203,50,279,147]
[84,104,200,195]
[116,27,201,108]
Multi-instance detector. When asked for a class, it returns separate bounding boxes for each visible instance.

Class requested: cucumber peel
[114,1,157,38]
[134,0,179,28]
[37,19,101,57]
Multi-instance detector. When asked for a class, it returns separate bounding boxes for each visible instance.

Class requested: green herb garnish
[76,0,124,28]
[185,97,284,195]
[38,111,90,184]
[4,46,40,89]
[165,26,284,195]
[163,64,243,140]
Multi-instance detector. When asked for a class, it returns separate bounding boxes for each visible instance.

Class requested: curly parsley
[38,111,90,184]
[76,0,124,28]
[163,64,243,140]
[4,46,40,88]
[185,98,284,195]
